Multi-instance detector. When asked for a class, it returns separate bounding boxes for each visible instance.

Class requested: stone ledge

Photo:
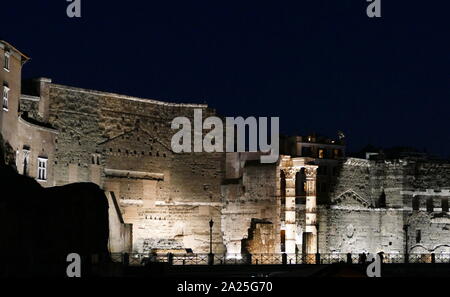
[104,168,164,180]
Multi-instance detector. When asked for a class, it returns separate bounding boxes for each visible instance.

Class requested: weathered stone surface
[2,38,449,256]
[12,79,450,257]
[221,162,279,254]
[14,80,450,256]
[318,158,450,255]
[20,83,226,253]
[242,219,276,254]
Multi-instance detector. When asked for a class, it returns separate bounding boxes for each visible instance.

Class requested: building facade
[2,40,450,258]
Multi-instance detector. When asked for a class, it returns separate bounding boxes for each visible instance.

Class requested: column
[283,167,300,254]
[305,165,318,254]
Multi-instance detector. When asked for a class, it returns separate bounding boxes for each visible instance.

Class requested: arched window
[378,191,386,208]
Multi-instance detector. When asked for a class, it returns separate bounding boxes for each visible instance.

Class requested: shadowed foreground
[0,163,109,277]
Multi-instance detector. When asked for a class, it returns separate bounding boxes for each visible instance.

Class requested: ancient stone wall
[13,79,450,257]
[330,158,374,206]
[318,207,405,254]
[21,83,227,253]
[242,219,276,254]
[406,211,450,254]
[221,163,278,254]
[405,161,450,190]
[320,158,450,255]
[20,96,42,122]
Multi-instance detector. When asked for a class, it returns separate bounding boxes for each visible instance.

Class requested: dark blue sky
[1,1,449,156]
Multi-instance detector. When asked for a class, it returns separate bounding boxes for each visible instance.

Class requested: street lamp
[208,219,214,265]
[209,219,214,255]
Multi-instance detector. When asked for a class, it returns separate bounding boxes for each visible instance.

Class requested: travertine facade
[26,81,226,253]
[2,40,449,257]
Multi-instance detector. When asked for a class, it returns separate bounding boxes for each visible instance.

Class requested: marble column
[283,167,300,254]
[304,165,318,254]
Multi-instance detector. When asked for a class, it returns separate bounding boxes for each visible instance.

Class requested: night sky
[1,1,449,156]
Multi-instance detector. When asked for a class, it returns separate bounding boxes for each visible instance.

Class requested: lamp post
[209,219,214,265]
[209,219,214,254]
[404,224,409,263]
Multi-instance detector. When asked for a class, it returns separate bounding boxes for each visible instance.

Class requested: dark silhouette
[0,136,110,277]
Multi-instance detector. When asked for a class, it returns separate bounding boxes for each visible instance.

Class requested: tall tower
[0,40,29,157]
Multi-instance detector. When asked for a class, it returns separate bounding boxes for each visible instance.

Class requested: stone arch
[410,245,430,254]
[433,244,450,254]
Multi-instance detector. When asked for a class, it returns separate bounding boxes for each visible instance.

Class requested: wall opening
[377,190,386,208]
[412,196,420,211]
[295,168,305,204]
[280,170,286,206]
[280,230,285,253]
[426,198,434,212]
[442,198,449,212]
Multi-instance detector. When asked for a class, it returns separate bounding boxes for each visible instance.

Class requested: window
[318,149,324,159]
[2,85,9,111]
[333,149,341,159]
[378,191,386,208]
[416,230,421,244]
[37,157,48,181]
[4,51,10,71]
[426,198,434,212]
[442,198,449,212]
[412,196,420,211]
[22,149,30,176]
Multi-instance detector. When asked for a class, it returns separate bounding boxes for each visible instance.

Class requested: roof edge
[0,40,30,61]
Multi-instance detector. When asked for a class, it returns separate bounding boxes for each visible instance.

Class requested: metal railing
[110,252,450,266]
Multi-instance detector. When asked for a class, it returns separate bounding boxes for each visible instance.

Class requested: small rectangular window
[2,86,9,111]
[37,157,48,181]
[416,230,421,243]
[4,51,10,71]
[426,198,434,212]
[318,149,325,159]
[333,149,341,159]
[442,198,449,212]
[412,196,420,211]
